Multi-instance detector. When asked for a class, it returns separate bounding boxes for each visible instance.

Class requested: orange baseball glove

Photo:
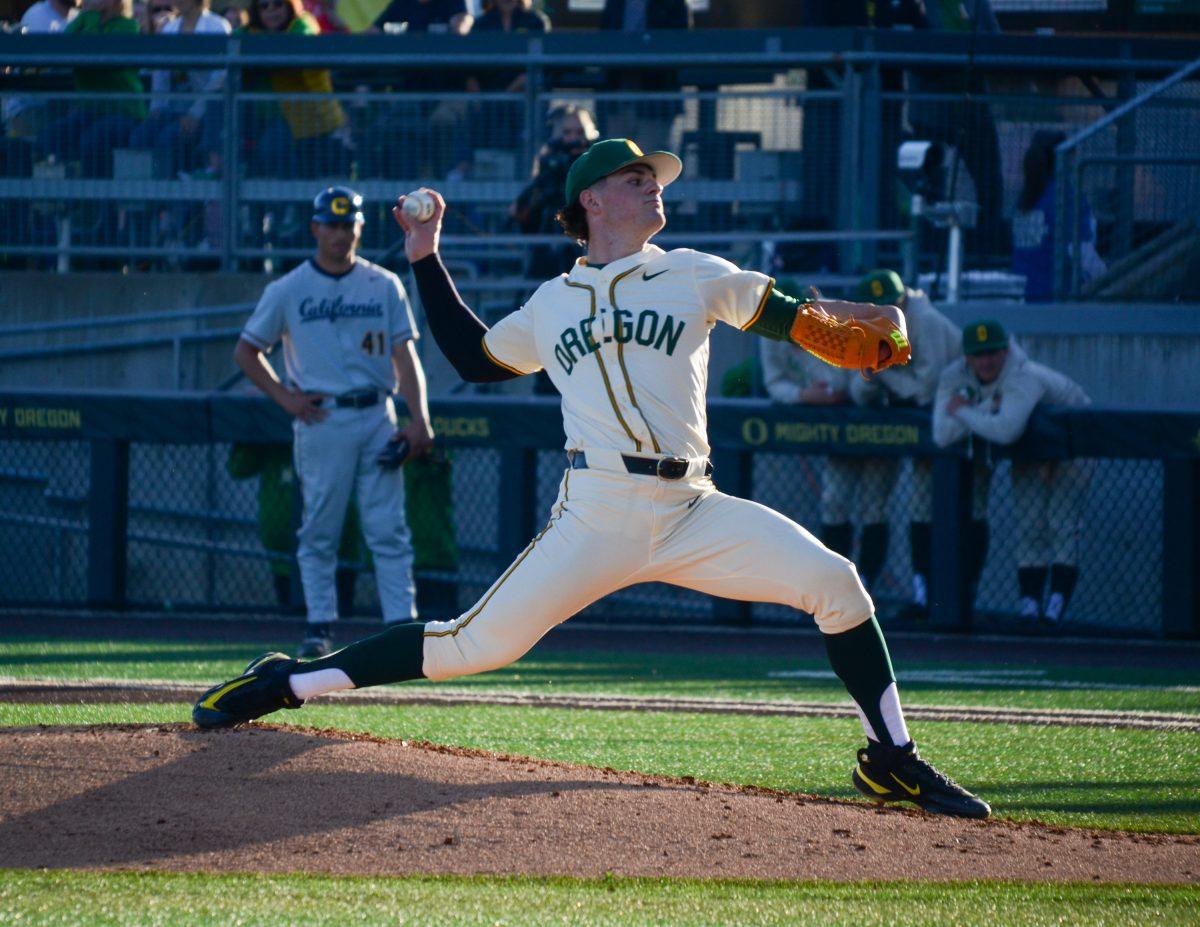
[789,302,912,374]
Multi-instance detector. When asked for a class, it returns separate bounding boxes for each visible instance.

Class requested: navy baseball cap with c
[312,185,364,224]
[564,138,683,205]
[962,319,1009,355]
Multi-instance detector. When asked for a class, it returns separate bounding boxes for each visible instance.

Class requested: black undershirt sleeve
[410,253,520,383]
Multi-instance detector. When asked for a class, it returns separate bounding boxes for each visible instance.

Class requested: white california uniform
[241,257,420,624]
[419,244,873,682]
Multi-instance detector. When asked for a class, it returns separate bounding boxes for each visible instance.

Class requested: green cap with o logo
[962,319,1009,355]
[855,269,905,304]
[564,138,683,206]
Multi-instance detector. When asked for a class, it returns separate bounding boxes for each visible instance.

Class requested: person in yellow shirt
[242,0,350,177]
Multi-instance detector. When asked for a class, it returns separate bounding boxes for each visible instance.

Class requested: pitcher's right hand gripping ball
[399,190,435,222]
[791,302,912,374]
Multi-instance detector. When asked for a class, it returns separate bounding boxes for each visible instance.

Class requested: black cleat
[852,741,991,819]
[192,652,304,730]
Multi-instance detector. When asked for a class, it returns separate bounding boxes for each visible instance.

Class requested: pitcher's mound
[1,725,1195,882]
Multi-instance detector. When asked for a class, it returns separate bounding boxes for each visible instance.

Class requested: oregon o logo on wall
[741,417,769,446]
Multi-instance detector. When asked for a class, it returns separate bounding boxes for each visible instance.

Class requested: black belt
[568,451,712,481]
[329,390,380,409]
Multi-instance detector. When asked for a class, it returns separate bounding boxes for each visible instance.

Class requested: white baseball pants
[421,460,874,682]
[293,400,416,623]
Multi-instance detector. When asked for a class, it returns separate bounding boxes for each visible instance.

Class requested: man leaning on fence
[932,320,1091,628]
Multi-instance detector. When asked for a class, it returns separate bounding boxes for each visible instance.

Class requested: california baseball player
[196,141,989,818]
[933,320,1090,626]
[233,185,434,657]
[849,270,962,617]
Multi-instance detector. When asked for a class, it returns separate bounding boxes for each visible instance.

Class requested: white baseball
[401,191,435,223]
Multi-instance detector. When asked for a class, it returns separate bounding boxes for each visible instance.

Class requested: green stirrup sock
[302,621,426,688]
[822,615,902,746]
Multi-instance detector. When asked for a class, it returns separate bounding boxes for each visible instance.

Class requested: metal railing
[1054,56,1200,300]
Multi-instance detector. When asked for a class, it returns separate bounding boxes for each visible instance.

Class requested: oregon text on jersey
[554,309,686,375]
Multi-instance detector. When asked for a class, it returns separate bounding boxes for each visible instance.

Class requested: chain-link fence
[0,423,1182,637]
[0,438,90,604]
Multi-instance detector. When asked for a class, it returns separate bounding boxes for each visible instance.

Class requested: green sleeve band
[745,288,806,342]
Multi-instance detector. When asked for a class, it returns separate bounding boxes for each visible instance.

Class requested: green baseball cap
[962,319,1010,355]
[564,138,683,206]
[855,269,905,304]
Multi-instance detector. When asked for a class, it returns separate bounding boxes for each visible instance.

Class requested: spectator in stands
[511,104,595,278]
[467,0,547,94]
[129,0,231,178]
[371,0,471,33]
[759,280,891,598]
[217,0,247,28]
[14,0,80,32]
[933,320,1091,628]
[599,0,691,154]
[302,0,345,32]
[849,269,962,620]
[136,0,178,32]
[1012,132,1105,302]
[242,0,350,178]
[35,0,147,178]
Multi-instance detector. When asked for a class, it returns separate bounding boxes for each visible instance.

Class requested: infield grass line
[1,638,1196,714]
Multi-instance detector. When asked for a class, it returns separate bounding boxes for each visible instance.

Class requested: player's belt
[567,450,712,481]
[328,390,380,409]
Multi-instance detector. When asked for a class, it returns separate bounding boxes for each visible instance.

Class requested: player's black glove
[376,436,411,470]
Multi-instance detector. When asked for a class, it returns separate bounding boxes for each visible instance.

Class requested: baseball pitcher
[196,141,989,819]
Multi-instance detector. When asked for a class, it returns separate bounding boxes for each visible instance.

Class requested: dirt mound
[1,725,1196,882]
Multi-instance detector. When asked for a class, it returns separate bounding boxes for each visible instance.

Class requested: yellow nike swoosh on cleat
[889,772,921,796]
[198,675,255,711]
[855,766,893,796]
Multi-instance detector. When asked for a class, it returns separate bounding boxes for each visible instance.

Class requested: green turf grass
[3,702,1197,833]
[0,870,1196,927]
[2,637,1196,714]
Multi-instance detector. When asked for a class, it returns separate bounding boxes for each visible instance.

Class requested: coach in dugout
[932,320,1091,628]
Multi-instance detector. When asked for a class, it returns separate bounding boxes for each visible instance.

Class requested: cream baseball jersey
[241,258,418,395]
[482,244,772,458]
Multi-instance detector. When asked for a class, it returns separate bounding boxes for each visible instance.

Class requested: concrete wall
[0,272,269,324]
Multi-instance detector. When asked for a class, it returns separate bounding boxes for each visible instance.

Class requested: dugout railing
[2,29,1198,280]
[0,389,1197,639]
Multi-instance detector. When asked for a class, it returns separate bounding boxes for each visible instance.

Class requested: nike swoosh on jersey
[642,269,669,281]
